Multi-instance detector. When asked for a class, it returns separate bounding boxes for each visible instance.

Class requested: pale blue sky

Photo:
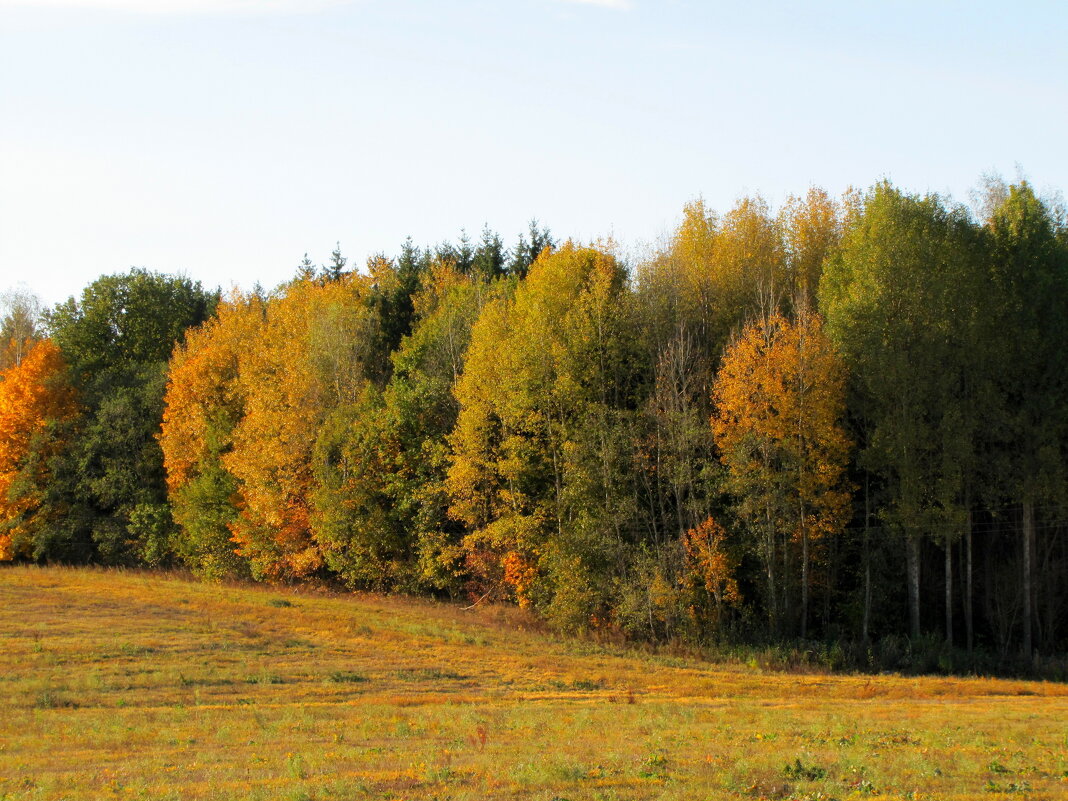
[2,0,1065,307]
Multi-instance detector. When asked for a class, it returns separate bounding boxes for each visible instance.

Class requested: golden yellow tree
[712,310,851,637]
[160,291,265,577]
[0,339,77,560]
[447,242,634,622]
[637,195,786,365]
[779,187,842,310]
[222,274,376,581]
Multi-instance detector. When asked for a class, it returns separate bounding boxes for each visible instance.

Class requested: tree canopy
[5,189,1068,669]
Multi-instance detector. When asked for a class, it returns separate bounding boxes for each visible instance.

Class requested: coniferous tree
[322,243,348,282]
[472,225,506,282]
[510,220,554,278]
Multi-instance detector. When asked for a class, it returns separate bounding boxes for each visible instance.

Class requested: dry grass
[1,566,1066,800]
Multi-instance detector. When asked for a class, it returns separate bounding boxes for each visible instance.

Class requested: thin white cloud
[558,0,633,9]
[0,0,350,14]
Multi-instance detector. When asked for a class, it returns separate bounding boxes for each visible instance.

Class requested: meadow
[1,566,1066,801]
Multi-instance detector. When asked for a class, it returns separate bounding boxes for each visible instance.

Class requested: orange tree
[681,515,740,630]
[0,340,77,560]
[712,310,851,637]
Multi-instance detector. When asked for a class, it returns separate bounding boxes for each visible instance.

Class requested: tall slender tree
[984,181,1068,657]
[161,291,265,578]
[0,287,43,371]
[713,311,852,636]
[821,183,984,639]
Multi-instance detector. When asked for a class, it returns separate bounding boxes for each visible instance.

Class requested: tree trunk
[782,528,790,633]
[1038,522,1058,652]
[965,511,973,653]
[944,538,953,647]
[862,476,871,643]
[906,534,921,639]
[765,504,777,634]
[1022,498,1034,658]
[863,537,872,643]
[801,525,809,639]
[825,525,837,632]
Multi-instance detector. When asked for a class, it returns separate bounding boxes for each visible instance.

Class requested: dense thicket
[2,188,1067,672]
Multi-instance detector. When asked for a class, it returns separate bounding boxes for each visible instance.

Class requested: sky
[1,0,1066,307]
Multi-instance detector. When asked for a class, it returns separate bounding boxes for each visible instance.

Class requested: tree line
[2,181,1066,671]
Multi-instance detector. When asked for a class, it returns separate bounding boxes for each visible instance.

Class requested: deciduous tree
[161,291,265,578]
[43,270,216,564]
[821,184,984,639]
[712,310,851,636]
[0,287,43,371]
[448,243,638,627]
[0,340,77,560]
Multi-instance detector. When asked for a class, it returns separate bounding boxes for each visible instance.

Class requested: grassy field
[1,567,1066,801]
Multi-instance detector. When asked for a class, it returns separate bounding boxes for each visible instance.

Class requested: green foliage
[170,461,246,580]
[127,502,178,568]
[364,253,423,379]
[312,265,489,594]
[820,183,989,634]
[985,181,1068,503]
[311,393,411,589]
[33,270,216,564]
[472,224,506,282]
[783,757,827,781]
[323,242,347,282]
[48,268,217,380]
[509,219,555,278]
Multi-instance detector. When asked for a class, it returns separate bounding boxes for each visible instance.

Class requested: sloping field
[1,567,1065,801]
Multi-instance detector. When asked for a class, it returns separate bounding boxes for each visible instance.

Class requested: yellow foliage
[447,242,629,600]
[221,275,375,581]
[638,195,786,357]
[161,290,265,495]
[779,187,842,309]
